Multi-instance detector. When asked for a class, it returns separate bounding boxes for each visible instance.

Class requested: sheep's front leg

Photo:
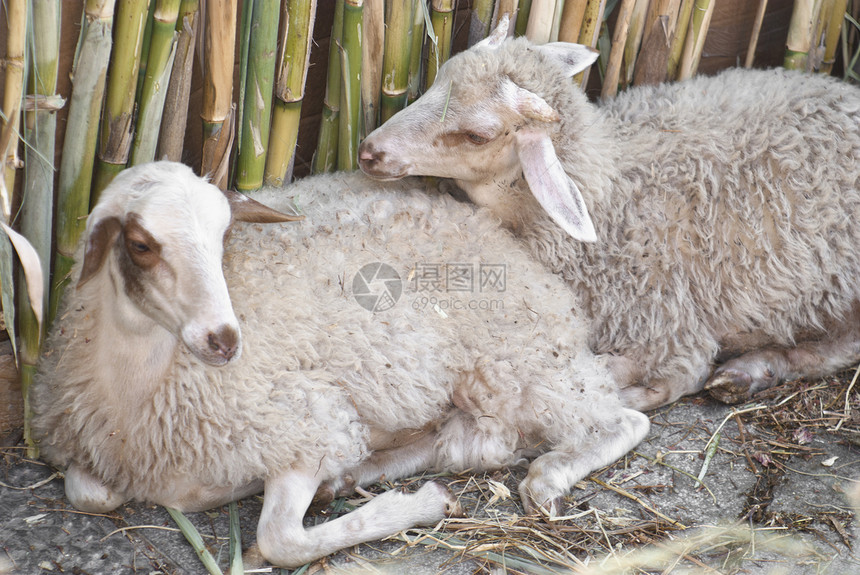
[519,407,650,517]
[64,464,127,513]
[257,469,462,568]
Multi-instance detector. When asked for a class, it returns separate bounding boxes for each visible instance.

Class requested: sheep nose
[358,140,382,164]
[208,326,239,361]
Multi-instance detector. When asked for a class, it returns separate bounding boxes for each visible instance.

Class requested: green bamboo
[784,0,817,70]
[337,0,363,171]
[677,0,714,79]
[667,0,694,79]
[135,1,157,99]
[381,0,414,123]
[21,0,62,456]
[130,0,182,165]
[200,0,237,189]
[312,0,345,173]
[470,0,496,45]
[426,0,455,87]
[361,0,384,137]
[406,0,425,103]
[1,0,27,216]
[156,0,200,161]
[575,0,607,86]
[621,0,649,89]
[51,0,116,325]
[821,0,849,73]
[91,0,151,204]
[265,0,318,186]
[515,0,533,37]
[235,0,281,191]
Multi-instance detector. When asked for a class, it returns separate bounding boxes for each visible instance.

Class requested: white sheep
[32,161,649,568]
[358,19,860,411]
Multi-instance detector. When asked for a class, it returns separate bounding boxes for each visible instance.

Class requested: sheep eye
[465,132,489,145]
[130,241,150,254]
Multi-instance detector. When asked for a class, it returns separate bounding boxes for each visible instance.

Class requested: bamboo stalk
[621,0,650,89]
[130,0,182,165]
[602,0,637,98]
[515,0,532,37]
[676,0,714,80]
[549,0,566,41]
[312,0,345,174]
[201,0,238,189]
[135,1,157,99]
[51,0,116,325]
[235,0,281,191]
[426,0,455,87]
[337,0,364,171]
[784,0,816,70]
[822,0,850,73]
[1,0,27,219]
[156,0,200,161]
[525,0,555,43]
[558,0,587,42]
[406,0,425,103]
[381,0,414,123]
[21,0,62,456]
[470,0,497,45]
[91,0,151,204]
[265,0,318,187]
[576,0,608,86]
[666,0,693,79]
[361,0,384,137]
[744,0,769,67]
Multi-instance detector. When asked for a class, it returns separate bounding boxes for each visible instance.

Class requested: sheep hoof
[316,474,356,505]
[704,367,755,404]
[414,481,465,520]
[521,492,563,519]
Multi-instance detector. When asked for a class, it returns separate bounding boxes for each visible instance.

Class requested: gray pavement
[2,381,858,574]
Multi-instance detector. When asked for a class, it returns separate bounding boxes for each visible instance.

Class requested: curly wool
[457,39,860,388]
[32,170,623,506]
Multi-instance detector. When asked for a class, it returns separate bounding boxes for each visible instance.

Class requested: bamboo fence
[0,0,858,454]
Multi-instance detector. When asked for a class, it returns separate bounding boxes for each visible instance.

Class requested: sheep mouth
[358,161,408,181]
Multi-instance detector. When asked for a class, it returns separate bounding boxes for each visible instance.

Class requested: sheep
[31,161,649,568]
[358,17,860,412]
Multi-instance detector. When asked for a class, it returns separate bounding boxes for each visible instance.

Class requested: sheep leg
[257,469,461,568]
[518,407,650,517]
[64,464,127,513]
[318,432,438,501]
[706,330,860,404]
[611,353,713,411]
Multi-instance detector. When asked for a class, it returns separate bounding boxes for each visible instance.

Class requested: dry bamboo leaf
[1,223,43,328]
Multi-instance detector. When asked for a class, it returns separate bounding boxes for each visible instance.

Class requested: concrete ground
[2,376,858,575]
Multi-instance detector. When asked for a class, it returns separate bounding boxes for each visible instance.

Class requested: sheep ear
[533,43,599,78]
[78,216,122,288]
[476,13,510,48]
[515,129,596,242]
[223,188,305,223]
[508,82,560,123]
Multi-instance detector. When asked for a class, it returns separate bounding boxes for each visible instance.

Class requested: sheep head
[77,162,298,367]
[359,19,598,242]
